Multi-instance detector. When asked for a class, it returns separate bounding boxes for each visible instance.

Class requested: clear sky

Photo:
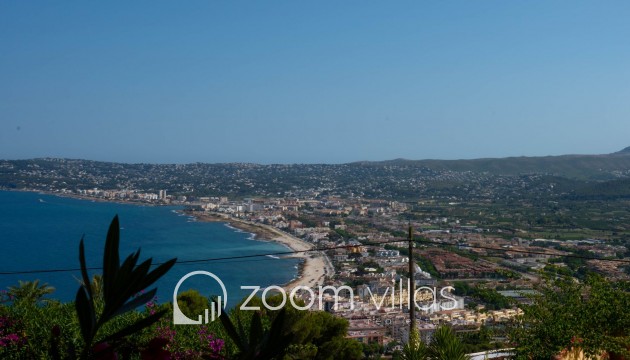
[1,1,630,164]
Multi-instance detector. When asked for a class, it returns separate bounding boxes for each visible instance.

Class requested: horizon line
[1,146,629,166]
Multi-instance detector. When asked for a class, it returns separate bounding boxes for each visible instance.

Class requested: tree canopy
[510,275,630,359]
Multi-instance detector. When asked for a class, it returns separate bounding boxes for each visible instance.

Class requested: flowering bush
[145,322,225,359]
[0,315,25,352]
[198,326,225,356]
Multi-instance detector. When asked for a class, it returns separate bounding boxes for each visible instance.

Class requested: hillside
[357,149,630,179]
[2,147,630,200]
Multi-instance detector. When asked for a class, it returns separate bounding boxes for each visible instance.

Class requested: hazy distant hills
[2,147,630,200]
[354,147,630,180]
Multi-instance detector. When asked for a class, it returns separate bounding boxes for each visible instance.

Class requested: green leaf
[119,249,141,277]
[75,286,96,345]
[79,237,93,301]
[220,312,246,351]
[101,309,166,343]
[139,258,177,290]
[249,311,263,352]
[268,307,287,344]
[103,215,121,301]
[103,255,148,318]
[260,308,293,359]
[236,313,247,348]
[112,288,157,317]
[120,258,152,297]
[75,215,178,352]
[114,254,145,294]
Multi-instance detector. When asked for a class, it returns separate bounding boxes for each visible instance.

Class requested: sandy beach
[190,212,334,290]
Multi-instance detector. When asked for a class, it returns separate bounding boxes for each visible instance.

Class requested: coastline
[3,188,333,291]
[188,211,334,290]
[1,188,169,207]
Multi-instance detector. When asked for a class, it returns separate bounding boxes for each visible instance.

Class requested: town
[2,157,630,354]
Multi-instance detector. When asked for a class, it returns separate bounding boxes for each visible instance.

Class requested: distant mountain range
[353,147,630,180]
[2,147,630,200]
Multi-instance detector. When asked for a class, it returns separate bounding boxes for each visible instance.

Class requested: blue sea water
[0,191,299,307]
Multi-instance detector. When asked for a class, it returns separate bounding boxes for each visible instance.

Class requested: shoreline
[3,188,333,290]
[1,188,170,207]
[188,211,334,290]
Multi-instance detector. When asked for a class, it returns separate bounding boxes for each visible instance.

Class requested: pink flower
[199,331,225,355]
[5,334,20,342]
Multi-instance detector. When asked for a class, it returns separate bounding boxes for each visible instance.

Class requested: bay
[0,190,299,307]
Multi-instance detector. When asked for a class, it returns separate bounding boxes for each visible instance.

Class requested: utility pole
[408,224,415,338]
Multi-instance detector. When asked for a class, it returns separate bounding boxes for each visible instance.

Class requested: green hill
[355,148,630,179]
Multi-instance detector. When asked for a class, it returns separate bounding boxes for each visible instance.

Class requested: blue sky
[2,1,630,164]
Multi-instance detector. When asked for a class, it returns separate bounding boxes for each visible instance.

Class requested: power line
[0,256,293,276]
[0,235,629,276]
[0,240,386,275]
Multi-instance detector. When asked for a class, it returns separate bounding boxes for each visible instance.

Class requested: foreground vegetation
[2,216,630,359]
[510,275,630,359]
[1,288,367,359]
[0,216,365,359]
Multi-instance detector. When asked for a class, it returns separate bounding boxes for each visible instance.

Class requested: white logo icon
[173,270,228,324]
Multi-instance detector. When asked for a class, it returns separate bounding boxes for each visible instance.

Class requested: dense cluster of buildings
[38,186,629,349]
[75,188,170,201]
[176,196,533,346]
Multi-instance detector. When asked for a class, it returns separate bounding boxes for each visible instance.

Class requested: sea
[0,190,300,307]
